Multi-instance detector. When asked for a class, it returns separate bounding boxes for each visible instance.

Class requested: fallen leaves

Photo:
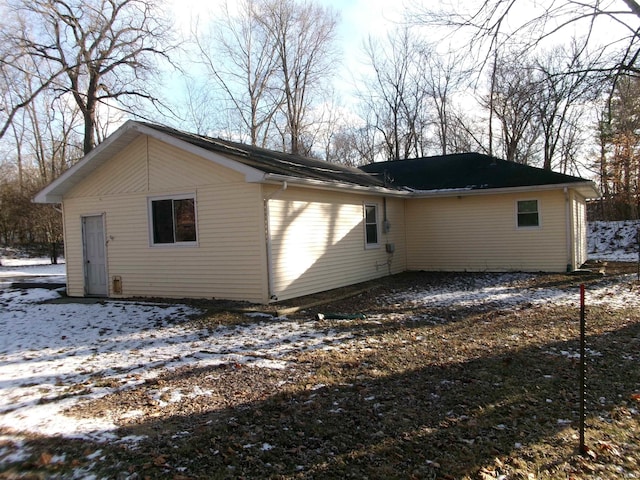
[37,451,53,467]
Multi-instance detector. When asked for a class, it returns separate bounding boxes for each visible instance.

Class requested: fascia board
[260,174,600,200]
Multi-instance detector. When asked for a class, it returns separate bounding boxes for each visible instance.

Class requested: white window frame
[364,203,380,249]
[516,199,541,229]
[148,193,199,247]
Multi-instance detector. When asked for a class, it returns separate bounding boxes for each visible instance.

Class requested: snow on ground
[379,272,640,315]
[588,219,640,261]
[0,287,351,442]
[0,257,66,288]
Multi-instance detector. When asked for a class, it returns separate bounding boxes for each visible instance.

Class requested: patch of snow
[0,263,65,279]
[588,220,640,262]
[382,272,640,311]
[0,436,30,464]
[0,287,351,443]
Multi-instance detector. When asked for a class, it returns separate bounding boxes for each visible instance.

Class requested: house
[34,121,599,303]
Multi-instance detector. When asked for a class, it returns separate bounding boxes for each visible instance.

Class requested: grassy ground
[1,269,639,479]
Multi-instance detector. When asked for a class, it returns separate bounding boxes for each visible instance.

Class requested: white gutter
[257,173,409,197]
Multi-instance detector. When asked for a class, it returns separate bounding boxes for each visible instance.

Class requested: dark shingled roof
[359,153,590,191]
[142,122,385,189]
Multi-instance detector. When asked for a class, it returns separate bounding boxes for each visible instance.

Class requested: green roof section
[359,153,592,192]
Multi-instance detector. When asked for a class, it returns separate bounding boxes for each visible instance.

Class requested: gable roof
[34,121,389,203]
[360,153,599,198]
[34,121,599,203]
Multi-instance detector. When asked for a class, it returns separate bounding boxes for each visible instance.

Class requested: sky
[166,0,410,110]
[170,0,407,50]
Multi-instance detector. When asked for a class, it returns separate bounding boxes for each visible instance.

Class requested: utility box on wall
[385,243,395,254]
[112,276,123,295]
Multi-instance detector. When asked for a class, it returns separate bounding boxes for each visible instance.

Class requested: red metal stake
[579,283,586,455]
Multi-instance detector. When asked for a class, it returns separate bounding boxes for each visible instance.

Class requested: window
[517,199,539,228]
[150,195,197,245]
[364,203,379,247]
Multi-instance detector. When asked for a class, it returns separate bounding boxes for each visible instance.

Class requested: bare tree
[9,0,174,154]
[0,25,64,143]
[422,46,473,155]
[596,74,640,218]
[484,51,540,164]
[256,0,339,155]
[193,0,281,146]
[359,27,431,160]
[21,90,83,184]
[191,0,338,154]
[413,0,640,78]
[533,43,600,171]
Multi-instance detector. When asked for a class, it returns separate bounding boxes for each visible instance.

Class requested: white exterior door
[82,215,107,296]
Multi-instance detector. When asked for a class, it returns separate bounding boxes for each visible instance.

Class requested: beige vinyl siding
[405,190,569,272]
[268,187,406,301]
[66,136,149,198]
[63,134,269,302]
[61,203,88,297]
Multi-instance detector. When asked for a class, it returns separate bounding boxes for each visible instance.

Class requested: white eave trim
[405,181,600,199]
[259,174,600,200]
[258,173,409,197]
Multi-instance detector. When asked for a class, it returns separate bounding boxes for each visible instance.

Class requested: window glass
[151,196,197,245]
[517,200,539,227]
[365,204,378,245]
[174,198,197,242]
[152,199,175,244]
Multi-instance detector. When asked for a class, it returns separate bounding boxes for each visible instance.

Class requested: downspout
[264,181,287,302]
[564,187,573,272]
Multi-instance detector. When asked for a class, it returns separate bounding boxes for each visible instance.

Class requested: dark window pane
[518,200,538,214]
[518,212,539,227]
[517,200,539,227]
[366,224,378,244]
[365,204,378,244]
[365,205,377,223]
[152,199,174,243]
[174,198,196,242]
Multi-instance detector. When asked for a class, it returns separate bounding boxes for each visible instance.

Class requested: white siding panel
[148,138,244,190]
[269,188,406,301]
[67,136,148,198]
[572,192,588,267]
[406,191,569,272]
[62,203,86,297]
